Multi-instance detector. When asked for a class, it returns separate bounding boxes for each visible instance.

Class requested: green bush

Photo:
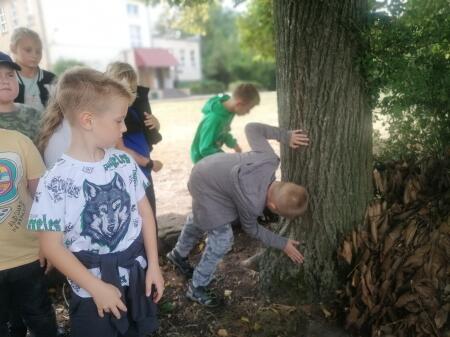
[52,58,85,76]
[228,80,264,92]
[190,80,226,95]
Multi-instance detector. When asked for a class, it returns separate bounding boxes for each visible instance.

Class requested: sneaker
[186,280,221,307]
[166,249,194,278]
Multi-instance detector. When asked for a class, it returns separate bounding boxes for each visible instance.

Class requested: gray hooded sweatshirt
[188,122,291,250]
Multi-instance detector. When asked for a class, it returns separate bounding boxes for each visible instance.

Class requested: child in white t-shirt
[28,67,164,337]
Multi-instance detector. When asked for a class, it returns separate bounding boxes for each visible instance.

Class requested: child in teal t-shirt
[190,83,260,163]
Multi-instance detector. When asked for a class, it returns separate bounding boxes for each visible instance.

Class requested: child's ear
[79,111,94,130]
[266,201,277,213]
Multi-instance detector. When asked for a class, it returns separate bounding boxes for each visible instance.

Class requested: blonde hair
[105,62,138,93]
[37,67,134,153]
[232,83,260,105]
[10,27,42,51]
[273,182,309,218]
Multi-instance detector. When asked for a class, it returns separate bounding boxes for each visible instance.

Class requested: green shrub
[52,58,85,76]
[190,80,226,95]
[228,81,264,92]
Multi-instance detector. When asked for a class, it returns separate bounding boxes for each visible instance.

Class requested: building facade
[0,0,201,93]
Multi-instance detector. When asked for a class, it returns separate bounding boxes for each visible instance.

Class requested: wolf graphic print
[81,173,131,251]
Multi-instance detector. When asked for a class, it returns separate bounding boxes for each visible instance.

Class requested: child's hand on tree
[289,130,309,149]
[146,265,165,303]
[283,239,305,264]
[91,281,127,319]
[144,112,160,131]
[152,160,163,172]
[234,144,242,153]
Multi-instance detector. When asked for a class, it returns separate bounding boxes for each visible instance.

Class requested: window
[190,50,195,67]
[0,8,7,33]
[127,4,139,16]
[27,14,34,27]
[129,25,142,47]
[179,49,185,66]
[11,0,18,28]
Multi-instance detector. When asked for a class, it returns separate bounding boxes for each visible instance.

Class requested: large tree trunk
[260,0,373,301]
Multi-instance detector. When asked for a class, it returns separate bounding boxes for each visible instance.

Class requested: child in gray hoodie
[167,122,309,307]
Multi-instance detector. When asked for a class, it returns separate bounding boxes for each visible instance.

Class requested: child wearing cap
[0,52,57,337]
[0,51,42,143]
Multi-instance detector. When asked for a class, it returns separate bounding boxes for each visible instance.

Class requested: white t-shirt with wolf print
[28,148,149,297]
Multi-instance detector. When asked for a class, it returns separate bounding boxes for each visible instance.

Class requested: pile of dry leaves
[338,157,450,337]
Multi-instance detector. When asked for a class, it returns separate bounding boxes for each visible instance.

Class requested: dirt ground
[50,92,350,336]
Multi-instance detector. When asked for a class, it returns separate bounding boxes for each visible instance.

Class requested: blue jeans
[174,214,234,288]
[0,260,57,337]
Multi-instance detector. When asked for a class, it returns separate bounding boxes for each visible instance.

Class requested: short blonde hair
[105,62,138,93]
[10,27,42,51]
[274,182,309,218]
[232,83,260,105]
[37,67,134,153]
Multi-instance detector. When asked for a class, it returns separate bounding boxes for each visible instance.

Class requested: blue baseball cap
[0,51,21,71]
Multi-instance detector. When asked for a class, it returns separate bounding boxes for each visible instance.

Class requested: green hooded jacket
[190,94,237,163]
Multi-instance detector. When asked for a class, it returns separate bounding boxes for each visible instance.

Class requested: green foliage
[52,58,85,76]
[156,1,276,89]
[189,79,226,94]
[368,0,450,159]
[237,0,274,61]
[228,80,264,92]
[153,2,210,36]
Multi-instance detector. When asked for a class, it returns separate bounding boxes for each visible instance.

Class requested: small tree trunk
[260,0,372,301]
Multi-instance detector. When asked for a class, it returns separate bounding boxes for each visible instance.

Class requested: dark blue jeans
[0,260,57,337]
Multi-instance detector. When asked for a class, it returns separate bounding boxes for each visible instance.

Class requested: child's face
[13,37,43,69]
[234,99,258,116]
[91,97,129,148]
[0,66,19,103]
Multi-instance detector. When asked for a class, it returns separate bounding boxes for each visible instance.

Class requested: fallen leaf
[253,322,262,331]
[321,305,332,318]
[217,328,228,337]
[340,240,353,264]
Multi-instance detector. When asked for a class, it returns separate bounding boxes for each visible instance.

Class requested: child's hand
[91,281,127,319]
[144,113,160,131]
[145,265,165,303]
[38,249,53,274]
[234,144,242,153]
[152,160,163,172]
[283,239,305,264]
[289,130,309,149]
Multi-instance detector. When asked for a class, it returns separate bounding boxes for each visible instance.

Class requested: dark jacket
[125,86,162,149]
[73,234,158,335]
[15,68,56,107]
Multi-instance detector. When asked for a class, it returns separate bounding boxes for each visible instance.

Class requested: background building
[0,0,202,97]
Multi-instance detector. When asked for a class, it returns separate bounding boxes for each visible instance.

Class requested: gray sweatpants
[174,214,234,288]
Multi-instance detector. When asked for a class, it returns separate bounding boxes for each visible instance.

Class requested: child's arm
[197,116,229,157]
[116,138,151,167]
[245,123,309,154]
[137,197,164,302]
[27,178,40,197]
[239,217,304,264]
[223,132,239,151]
[28,178,54,273]
[143,113,160,131]
[39,231,127,318]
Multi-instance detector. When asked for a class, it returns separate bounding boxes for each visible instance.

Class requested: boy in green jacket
[190,84,260,163]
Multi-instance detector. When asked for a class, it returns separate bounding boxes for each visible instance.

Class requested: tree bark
[260,0,372,301]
